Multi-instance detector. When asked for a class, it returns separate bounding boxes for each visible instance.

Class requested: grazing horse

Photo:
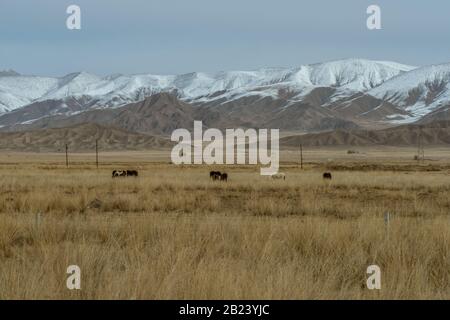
[112,170,138,178]
[323,172,332,180]
[126,170,139,177]
[210,171,221,181]
[271,173,286,180]
[112,170,126,178]
[220,173,228,182]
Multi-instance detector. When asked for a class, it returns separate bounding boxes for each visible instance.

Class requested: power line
[417,126,425,163]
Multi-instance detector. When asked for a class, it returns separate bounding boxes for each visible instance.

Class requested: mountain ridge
[2,59,450,134]
[0,58,414,113]
[0,123,171,152]
[280,120,450,147]
[0,93,361,134]
[1,120,450,152]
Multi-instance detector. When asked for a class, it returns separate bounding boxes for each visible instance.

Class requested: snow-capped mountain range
[0,59,414,110]
[1,58,450,133]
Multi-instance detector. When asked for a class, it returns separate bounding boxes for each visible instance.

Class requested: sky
[1,0,450,76]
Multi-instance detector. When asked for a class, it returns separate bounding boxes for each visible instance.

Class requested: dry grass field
[0,147,450,299]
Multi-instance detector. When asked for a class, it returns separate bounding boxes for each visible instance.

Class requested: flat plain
[0,147,449,299]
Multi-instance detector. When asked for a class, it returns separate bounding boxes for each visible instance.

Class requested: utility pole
[417,126,424,163]
[95,139,99,169]
[65,144,69,168]
[299,144,303,169]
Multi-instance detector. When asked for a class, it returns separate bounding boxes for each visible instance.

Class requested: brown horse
[210,171,221,181]
[323,172,332,180]
[126,170,139,177]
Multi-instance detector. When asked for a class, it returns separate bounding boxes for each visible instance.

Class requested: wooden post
[65,144,69,168]
[384,212,391,240]
[95,139,99,169]
[417,127,421,163]
[35,212,41,230]
[384,212,390,225]
[299,144,303,170]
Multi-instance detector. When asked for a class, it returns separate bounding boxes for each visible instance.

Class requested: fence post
[35,212,42,230]
[96,139,99,169]
[384,211,391,240]
[65,144,69,168]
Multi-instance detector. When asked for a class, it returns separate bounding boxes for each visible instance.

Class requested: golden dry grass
[0,150,450,299]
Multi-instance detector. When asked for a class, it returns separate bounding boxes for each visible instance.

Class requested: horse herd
[112,170,139,178]
[210,171,228,181]
[111,169,333,181]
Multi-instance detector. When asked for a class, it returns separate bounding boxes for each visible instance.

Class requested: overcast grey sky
[1,0,449,76]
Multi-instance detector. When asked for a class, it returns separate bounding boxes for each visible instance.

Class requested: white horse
[112,170,126,178]
[271,173,286,180]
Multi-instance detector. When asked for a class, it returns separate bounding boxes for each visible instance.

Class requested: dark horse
[210,171,221,181]
[323,172,332,180]
[126,170,139,177]
[220,173,228,182]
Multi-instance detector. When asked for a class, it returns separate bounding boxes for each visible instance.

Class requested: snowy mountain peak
[307,59,416,90]
[368,62,450,123]
[60,71,100,82]
[0,69,21,77]
[41,72,103,100]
